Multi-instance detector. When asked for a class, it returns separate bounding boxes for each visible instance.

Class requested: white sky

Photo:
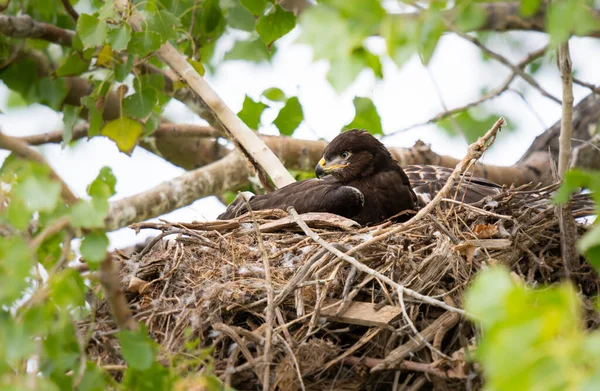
[1,26,599,249]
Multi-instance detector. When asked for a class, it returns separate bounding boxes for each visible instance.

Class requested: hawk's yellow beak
[315,157,348,178]
[315,158,327,178]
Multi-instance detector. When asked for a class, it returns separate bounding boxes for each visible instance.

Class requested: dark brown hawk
[218,129,502,225]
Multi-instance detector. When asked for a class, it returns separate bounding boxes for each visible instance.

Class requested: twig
[0,131,78,205]
[343,356,464,379]
[346,118,505,259]
[30,216,70,249]
[556,41,580,277]
[388,45,547,135]
[98,254,138,331]
[113,0,295,189]
[573,77,600,95]
[60,0,79,22]
[288,208,466,314]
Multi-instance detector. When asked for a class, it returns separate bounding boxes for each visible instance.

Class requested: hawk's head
[315,129,395,182]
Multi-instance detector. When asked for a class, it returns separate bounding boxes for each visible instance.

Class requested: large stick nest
[83,185,599,390]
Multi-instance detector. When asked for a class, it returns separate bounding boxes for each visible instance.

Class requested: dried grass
[83,184,599,390]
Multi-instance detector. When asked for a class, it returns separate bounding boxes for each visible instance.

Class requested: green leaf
[63,104,81,145]
[201,0,223,34]
[115,53,135,82]
[118,327,156,370]
[0,59,38,98]
[71,198,109,228]
[56,53,90,77]
[382,15,418,68]
[225,38,272,62]
[465,266,515,328]
[241,0,267,16]
[357,47,383,78]
[80,230,108,266]
[227,2,255,32]
[82,95,104,137]
[187,58,206,76]
[122,361,172,391]
[237,95,268,129]
[34,77,69,111]
[147,10,181,42]
[123,89,158,119]
[455,2,487,31]
[107,25,131,51]
[326,0,385,31]
[50,268,86,309]
[256,5,296,45]
[344,97,383,135]
[0,237,33,305]
[438,109,514,144]
[417,10,445,64]
[521,0,542,16]
[77,362,108,391]
[547,0,600,46]
[14,176,61,213]
[273,97,303,136]
[327,54,364,92]
[87,166,117,199]
[577,224,600,271]
[262,87,286,102]
[129,31,162,57]
[76,14,108,48]
[101,117,143,155]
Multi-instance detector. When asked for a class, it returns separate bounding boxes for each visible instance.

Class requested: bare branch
[99,254,138,331]
[0,131,78,205]
[60,0,80,22]
[0,15,73,46]
[556,41,579,276]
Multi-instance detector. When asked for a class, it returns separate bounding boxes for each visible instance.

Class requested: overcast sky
[1,26,599,249]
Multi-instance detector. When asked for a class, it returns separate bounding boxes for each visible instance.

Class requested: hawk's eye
[340,151,350,159]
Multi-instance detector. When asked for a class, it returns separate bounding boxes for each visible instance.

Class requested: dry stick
[574,77,600,95]
[98,254,138,331]
[60,0,79,21]
[113,0,295,189]
[0,132,78,205]
[245,202,275,391]
[288,208,465,315]
[556,41,580,277]
[345,118,506,260]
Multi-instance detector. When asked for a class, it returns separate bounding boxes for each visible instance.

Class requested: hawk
[218,129,501,225]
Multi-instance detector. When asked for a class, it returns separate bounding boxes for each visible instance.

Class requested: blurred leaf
[299,7,358,61]
[118,327,156,370]
[256,5,296,45]
[577,224,600,271]
[87,166,116,199]
[50,268,86,308]
[241,0,267,16]
[0,237,33,305]
[80,230,108,266]
[96,45,113,67]
[357,47,383,78]
[554,169,600,208]
[70,198,109,228]
[382,15,418,68]
[62,104,81,145]
[115,53,135,82]
[77,362,109,391]
[14,176,61,213]
[438,109,513,144]
[237,95,268,129]
[202,0,223,34]
[146,10,181,42]
[327,55,364,92]
[123,89,158,119]
[262,87,286,102]
[129,31,162,57]
[76,14,108,48]
[547,0,600,46]
[34,77,69,111]
[326,0,385,34]
[107,24,131,51]
[101,117,143,154]
[520,0,543,16]
[122,361,172,391]
[225,38,272,62]
[226,2,255,32]
[56,53,90,76]
[273,97,303,136]
[417,10,445,64]
[454,2,487,31]
[344,97,383,135]
[465,267,514,329]
[82,95,104,137]
[0,313,36,364]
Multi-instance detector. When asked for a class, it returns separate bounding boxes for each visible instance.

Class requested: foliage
[465,267,600,391]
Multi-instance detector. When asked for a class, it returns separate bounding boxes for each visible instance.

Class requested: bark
[0,15,74,46]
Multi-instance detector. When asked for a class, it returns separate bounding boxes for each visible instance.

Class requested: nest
[83,185,599,390]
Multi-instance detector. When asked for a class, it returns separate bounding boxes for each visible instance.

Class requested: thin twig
[60,0,79,21]
[288,208,466,314]
[556,41,580,277]
[98,254,138,331]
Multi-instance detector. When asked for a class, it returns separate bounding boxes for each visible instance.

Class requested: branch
[0,15,74,46]
[114,0,295,189]
[105,152,248,231]
[99,254,138,331]
[60,0,79,22]
[557,41,579,276]
[0,131,78,205]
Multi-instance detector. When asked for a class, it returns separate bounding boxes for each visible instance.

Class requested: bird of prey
[218,129,501,226]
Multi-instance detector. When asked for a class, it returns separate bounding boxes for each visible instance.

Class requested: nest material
[83,185,599,391]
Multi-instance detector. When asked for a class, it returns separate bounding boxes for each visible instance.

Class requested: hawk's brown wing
[404,165,502,206]
[217,177,365,220]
